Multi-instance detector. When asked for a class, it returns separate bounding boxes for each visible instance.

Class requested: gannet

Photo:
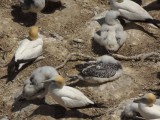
[8,26,43,80]
[94,10,127,52]
[122,102,139,119]
[69,55,123,84]
[19,0,61,13]
[42,75,94,110]
[108,0,160,28]
[19,0,46,13]
[22,66,59,100]
[134,93,160,119]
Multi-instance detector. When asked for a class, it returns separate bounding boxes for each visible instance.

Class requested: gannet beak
[41,78,55,83]
[133,97,144,103]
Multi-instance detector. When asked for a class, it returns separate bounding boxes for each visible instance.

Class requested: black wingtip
[92,102,108,108]
[7,57,18,82]
[71,103,107,110]
[146,19,160,29]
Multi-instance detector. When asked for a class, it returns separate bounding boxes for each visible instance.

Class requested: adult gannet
[108,0,160,28]
[19,0,61,13]
[94,10,127,52]
[69,55,123,84]
[22,66,58,100]
[134,93,160,119]
[8,26,43,80]
[42,75,94,110]
[19,0,46,13]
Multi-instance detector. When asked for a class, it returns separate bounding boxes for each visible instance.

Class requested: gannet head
[29,26,39,40]
[134,93,156,107]
[42,75,65,87]
[105,10,120,25]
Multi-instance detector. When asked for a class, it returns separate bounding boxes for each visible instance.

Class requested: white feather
[48,85,94,109]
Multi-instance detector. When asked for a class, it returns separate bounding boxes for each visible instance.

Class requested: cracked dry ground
[0,0,160,120]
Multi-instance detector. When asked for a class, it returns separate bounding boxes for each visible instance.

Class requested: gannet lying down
[122,102,139,119]
[20,0,61,13]
[123,95,160,119]
[7,26,43,80]
[42,75,94,110]
[108,0,160,28]
[69,55,123,84]
[135,93,160,119]
[94,10,127,52]
[22,66,59,100]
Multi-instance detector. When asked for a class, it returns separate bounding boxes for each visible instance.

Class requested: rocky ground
[0,0,160,120]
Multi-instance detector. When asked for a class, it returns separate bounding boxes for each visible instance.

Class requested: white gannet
[94,10,127,52]
[69,55,123,84]
[42,75,94,110]
[134,93,160,119]
[19,0,46,13]
[8,26,43,80]
[19,0,61,13]
[108,0,160,28]
[22,66,59,100]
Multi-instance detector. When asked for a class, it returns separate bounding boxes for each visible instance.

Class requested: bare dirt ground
[0,0,160,120]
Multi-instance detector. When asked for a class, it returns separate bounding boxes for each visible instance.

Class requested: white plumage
[48,85,94,109]
[135,93,160,119]
[94,10,127,52]
[42,75,94,109]
[108,0,160,28]
[20,0,61,13]
[7,26,43,80]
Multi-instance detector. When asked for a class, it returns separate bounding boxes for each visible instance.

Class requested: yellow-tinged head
[144,93,156,107]
[54,75,65,86]
[29,26,39,40]
[42,75,65,87]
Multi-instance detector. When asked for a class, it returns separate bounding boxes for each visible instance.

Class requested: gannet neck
[105,10,120,25]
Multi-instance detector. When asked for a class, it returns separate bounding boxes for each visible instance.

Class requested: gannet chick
[94,10,127,52]
[22,66,59,100]
[19,0,46,13]
[42,76,94,110]
[8,26,43,80]
[122,102,139,119]
[70,55,123,84]
[108,0,160,28]
[135,93,160,119]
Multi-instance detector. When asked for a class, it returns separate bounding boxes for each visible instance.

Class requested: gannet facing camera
[70,55,123,84]
[108,0,160,28]
[19,0,46,13]
[42,75,94,110]
[22,66,59,100]
[134,93,160,119]
[94,10,127,52]
[8,26,43,81]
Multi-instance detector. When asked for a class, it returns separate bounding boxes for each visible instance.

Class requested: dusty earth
[0,0,160,120]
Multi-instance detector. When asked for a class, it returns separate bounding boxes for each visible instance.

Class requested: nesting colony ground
[0,0,160,120]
